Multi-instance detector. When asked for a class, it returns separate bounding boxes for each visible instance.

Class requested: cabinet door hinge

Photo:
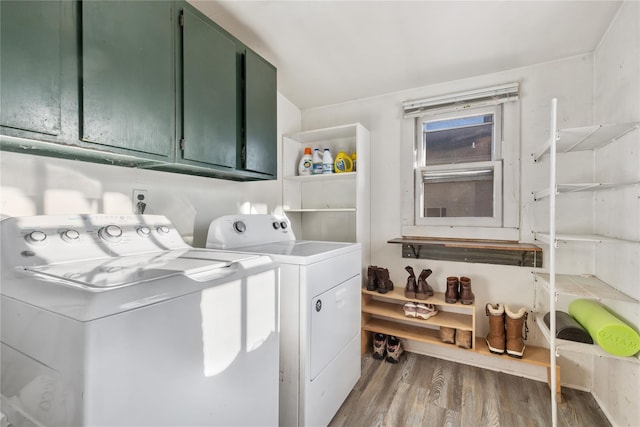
[179,13,184,27]
[180,138,185,151]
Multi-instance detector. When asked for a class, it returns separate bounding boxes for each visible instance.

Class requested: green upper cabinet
[179,5,237,169]
[0,1,62,136]
[245,49,277,177]
[81,1,174,158]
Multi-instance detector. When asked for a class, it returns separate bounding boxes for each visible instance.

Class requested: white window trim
[401,85,521,241]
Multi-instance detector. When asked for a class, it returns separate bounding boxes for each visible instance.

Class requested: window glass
[422,168,494,218]
[423,114,493,165]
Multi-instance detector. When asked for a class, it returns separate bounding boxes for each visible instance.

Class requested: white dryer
[1,214,279,427]
[207,214,361,427]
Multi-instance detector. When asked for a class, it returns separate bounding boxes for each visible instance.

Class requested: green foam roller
[569,299,640,357]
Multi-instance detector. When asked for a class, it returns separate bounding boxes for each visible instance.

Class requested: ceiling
[189,1,623,110]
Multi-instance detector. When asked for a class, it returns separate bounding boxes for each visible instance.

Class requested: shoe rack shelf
[361,287,562,402]
[361,288,476,347]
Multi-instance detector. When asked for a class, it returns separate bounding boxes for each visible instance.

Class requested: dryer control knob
[280,221,288,230]
[61,229,80,242]
[272,221,280,230]
[157,225,170,234]
[137,226,151,237]
[99,225,123,242]
[233,221,246,233]
[25,230,47,244]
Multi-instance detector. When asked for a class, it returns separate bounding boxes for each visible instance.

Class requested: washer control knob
[137,226,151,237]
[272,221,280,230]
[156,225,170,234]
[61,229,80,242]
[280,221,288,230]
[99,225,123,242]
[233,221,246,233]
[25,230,47,244]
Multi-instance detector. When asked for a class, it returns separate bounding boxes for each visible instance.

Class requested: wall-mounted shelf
[283,172,356,182]
[534,233,638,245]
[532,312,640,364]
[533,182,640,201]
[533,273,638,303]
[283,208,356,213]
[388,237,542,267]
[533,122,639,161]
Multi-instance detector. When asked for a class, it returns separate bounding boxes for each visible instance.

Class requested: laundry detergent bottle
[322,148,334,174]
[298,147,313,175]
[334,151,353,173]
[312,148,323,174]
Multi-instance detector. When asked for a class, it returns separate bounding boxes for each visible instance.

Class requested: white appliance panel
[310,275,361,380]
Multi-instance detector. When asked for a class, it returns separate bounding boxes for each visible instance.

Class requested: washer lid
[230,240,360,265]
[17,249,244,291]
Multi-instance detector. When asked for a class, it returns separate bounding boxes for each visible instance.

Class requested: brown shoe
[404,266,417,298]
[385,336,403,363]
[376,268,393,294]
[372,333,387,360]
[459,276,475,305]
[366,265,378,291]
[485,303,505,354]
[416,269,434,299]
[439,326,456,344]
[505,305,528,358]
[456,329,473,349]
[445,276,459,303]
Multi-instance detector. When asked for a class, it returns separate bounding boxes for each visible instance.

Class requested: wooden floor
[329,352,611,427]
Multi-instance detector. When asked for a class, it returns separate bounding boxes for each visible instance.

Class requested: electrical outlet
[132,189,148,214]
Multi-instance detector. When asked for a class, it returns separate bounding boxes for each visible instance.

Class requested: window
[401,83,520,240]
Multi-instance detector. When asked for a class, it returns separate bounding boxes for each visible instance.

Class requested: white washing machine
[206,214,361,427]
[0,214,279,427]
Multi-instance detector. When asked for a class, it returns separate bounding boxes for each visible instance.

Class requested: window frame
[401,87,520,241]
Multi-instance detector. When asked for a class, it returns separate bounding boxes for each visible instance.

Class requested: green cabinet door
[244,49,277,177]
[180,6,237,169]
[81,1,174,157]
[1,1,62,136]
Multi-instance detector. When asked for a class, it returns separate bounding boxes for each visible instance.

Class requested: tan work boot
[456,329,473,349]
[505,305,528,358]
[485,303,505,354]
[439,326,456,344]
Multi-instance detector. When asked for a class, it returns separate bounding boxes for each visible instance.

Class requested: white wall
[302,54,593,333]
[592,2,640,426]
[301,3,639,423]
[0,93,301,247]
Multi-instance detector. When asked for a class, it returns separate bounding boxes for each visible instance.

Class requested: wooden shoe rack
[361,287,561,402]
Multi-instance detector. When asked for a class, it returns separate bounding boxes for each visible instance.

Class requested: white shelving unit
[532,98,640,426]
[282,123,371,267]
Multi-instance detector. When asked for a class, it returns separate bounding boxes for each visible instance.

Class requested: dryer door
[309,275,360,380]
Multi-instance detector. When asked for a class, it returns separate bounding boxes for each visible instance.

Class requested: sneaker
[416,303,438,320]
[403,302,417,318]
[372,333,387,360]
[385,336,403,363]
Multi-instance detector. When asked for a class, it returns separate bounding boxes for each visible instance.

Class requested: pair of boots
[372,333,403,364]
[439,327,472,349]
[486,303,529,358]
[366,265,394,294]
[404,266,434,299]
[445,276,474,305]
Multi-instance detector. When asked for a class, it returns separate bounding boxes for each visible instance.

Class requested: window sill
[388,237,542,267]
